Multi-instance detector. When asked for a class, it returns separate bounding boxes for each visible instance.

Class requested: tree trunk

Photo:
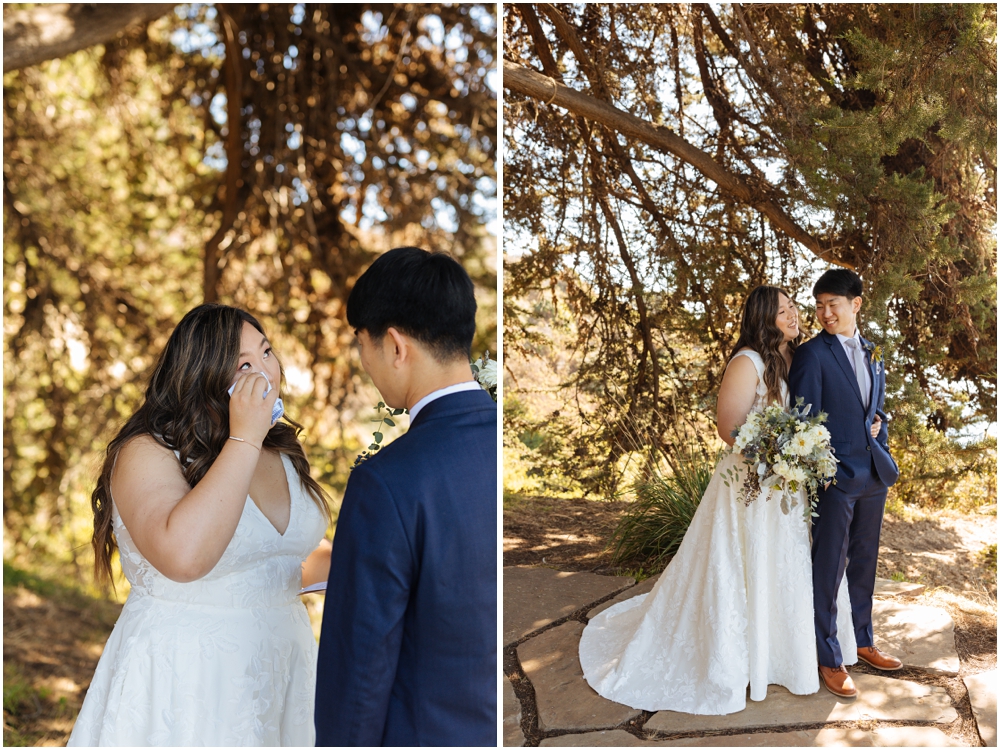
[3,4,176,72]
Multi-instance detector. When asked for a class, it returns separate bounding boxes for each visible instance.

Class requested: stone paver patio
[505,567,633,646]
[963,669,997,746]
[536,726,963,746]
[505,675,526,747]
[504,566,980,747]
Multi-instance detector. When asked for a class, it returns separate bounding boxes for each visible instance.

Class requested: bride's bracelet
[228,435,261,452]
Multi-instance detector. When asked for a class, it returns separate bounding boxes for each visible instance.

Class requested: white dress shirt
[407,380,482,424]
[835,329,871,408]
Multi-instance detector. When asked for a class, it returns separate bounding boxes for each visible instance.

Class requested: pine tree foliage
[503,3,995,494]
[3,3,497,563]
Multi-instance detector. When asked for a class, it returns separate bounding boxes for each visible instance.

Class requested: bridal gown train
[579,350,856,715]
[68,452,326,746]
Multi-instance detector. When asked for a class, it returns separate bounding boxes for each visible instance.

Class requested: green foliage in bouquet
[608,450,716,572]
[723,398,838,521]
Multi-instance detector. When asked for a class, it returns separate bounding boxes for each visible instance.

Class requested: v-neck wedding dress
[68,451,326,746]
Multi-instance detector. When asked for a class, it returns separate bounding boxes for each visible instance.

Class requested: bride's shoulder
[724,349,762,379]
[116,434,184,480]
[729,348,763,366]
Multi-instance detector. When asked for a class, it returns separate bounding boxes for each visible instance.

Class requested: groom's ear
[852,296,863,314]
[385,326,411,366]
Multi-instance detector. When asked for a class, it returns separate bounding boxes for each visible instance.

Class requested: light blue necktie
[845,338,870,409]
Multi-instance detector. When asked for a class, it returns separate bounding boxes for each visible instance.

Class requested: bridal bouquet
[471,351,498,402]
[723,397,838,520]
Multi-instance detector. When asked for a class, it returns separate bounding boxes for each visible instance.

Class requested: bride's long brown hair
[727,285,802,406]
[91,304,332,587]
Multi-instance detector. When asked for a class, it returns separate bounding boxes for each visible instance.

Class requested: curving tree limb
[3,4,176,72]
[503,58,852,269]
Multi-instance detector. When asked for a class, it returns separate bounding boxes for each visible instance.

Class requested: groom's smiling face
[815,293,862,337]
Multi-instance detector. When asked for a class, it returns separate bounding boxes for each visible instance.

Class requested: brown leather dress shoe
[857,646,903,671]
[819,665,857,698]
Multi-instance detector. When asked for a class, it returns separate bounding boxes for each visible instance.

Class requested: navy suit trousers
[811,462,888,667]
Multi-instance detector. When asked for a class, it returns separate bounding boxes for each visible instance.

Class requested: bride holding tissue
[68,304,332,747]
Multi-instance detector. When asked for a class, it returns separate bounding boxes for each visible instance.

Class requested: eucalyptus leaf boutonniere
[353,401,407,469]
[353,351,498,469]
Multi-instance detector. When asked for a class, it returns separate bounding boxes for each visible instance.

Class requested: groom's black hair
[347,246,477,361]
[813,269,863,300]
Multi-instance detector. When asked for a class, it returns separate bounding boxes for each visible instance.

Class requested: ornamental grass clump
[608,451,716,572]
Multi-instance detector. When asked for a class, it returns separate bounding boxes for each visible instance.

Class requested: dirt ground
[3,573,124,746]
[504,494,997,589]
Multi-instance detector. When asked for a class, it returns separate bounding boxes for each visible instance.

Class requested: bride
[579,285,857,715]
[68,304,332,746]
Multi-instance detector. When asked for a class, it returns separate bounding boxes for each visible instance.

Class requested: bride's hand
[870,414,882,438]
[228,372,279,448]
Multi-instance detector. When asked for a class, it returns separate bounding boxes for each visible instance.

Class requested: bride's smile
[776,295,799,342]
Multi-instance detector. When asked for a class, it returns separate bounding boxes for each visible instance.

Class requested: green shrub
[607,450,717,571]
[982,544,997,573]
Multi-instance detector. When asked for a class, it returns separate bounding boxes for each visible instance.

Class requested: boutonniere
[864,342,884,374]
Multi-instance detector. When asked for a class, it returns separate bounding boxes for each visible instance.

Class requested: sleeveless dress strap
[729,349,765,381]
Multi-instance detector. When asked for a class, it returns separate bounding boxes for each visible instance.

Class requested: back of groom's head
[347,246,477,362]
[813,268,863,299]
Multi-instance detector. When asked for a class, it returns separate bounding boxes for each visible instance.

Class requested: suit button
[866,446,871,451]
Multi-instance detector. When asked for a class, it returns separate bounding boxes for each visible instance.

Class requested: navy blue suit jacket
[314,389,497,746]
[788,330,898,491]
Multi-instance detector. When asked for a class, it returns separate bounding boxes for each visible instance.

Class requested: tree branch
[503,59,852,269]
[203,8,244,304]
[3,4,176,72]
[517,5,560,78]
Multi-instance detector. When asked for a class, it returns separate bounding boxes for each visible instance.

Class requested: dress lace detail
[579,349,855,714]
[68,452,326,746]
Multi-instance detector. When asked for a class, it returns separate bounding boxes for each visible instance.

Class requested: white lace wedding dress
[68,452,326,746]
[579,350,856,714]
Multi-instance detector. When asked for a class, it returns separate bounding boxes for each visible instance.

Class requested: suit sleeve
[876,370,889,444]
[788,344,823,418]
[314,464,412,746]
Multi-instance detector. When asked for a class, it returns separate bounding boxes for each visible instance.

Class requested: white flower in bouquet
[773,459,808,485]
[782,432,813,457]
[805,424,830,446]
[470,351,498,402]
[816,455,838,478]
[734,412,761,451]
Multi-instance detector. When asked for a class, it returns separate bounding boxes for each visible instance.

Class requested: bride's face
[775,293,799,342]
[234,321,281,393]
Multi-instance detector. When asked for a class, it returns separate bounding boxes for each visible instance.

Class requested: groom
[788,269,902,699]
[314,247,497,746]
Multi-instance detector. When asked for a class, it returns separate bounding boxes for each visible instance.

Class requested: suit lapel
[821,330,864,407]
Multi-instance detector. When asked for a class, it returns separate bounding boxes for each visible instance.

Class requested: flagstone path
[963,670,997,746]
[504,566,994,747]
